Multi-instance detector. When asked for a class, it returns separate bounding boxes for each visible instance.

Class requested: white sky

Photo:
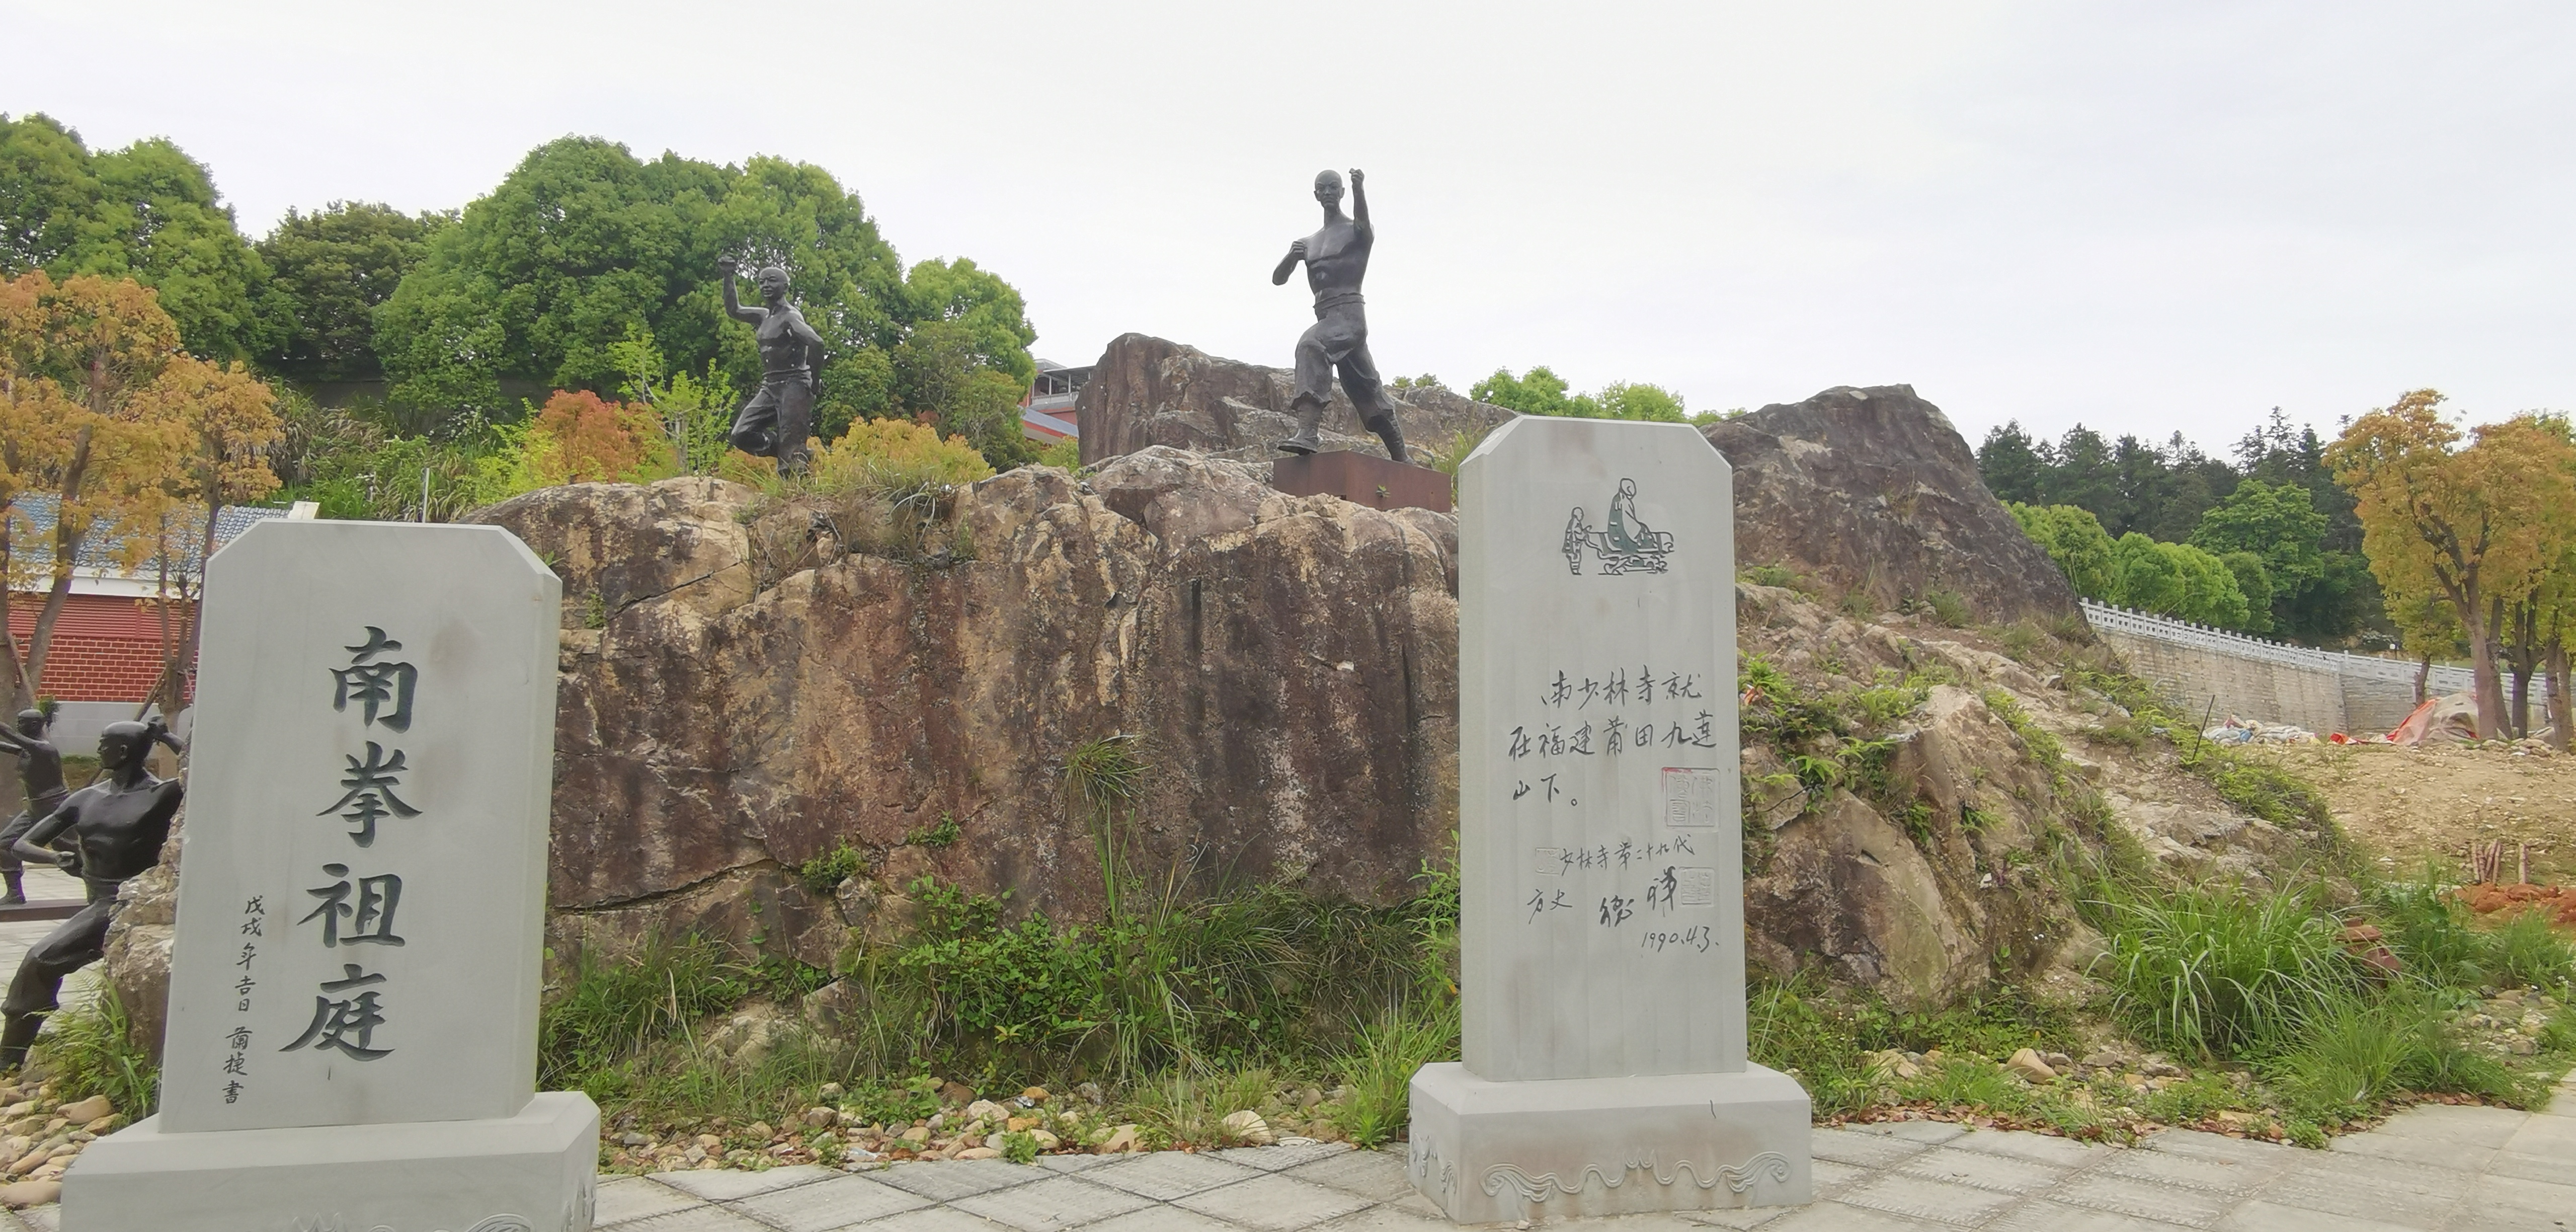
[8,1,2571,452]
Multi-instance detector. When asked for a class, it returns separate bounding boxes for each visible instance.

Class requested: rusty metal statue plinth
[1272,168,1408,464]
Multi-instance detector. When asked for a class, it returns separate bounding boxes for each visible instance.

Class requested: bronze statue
[1,720,183,1070]
[719,259,826,475]
[0,709,67,907]
[1272,168,1408,464]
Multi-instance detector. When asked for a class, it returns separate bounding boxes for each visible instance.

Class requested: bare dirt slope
[2259,742,2576,883]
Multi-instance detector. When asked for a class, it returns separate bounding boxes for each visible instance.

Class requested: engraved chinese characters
[1409,416,1811,1225]
[1456,432,1744,1084]
[154,521,562,1133]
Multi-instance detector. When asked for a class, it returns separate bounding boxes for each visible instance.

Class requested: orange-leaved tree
[0,271,192,712]
[133,354,282,715]
[2328,392,2576,741]
[530,389,671,485]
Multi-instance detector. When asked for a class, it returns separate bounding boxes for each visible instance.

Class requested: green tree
[1470,366,1683,421]
[0,112,285,362]
[373,137,1037,465]
[2217,551,2274,634]
[2008,502,2118,599]
[2190,478,2326,631]
[1977,422,2047,504]
[256,202,450,382]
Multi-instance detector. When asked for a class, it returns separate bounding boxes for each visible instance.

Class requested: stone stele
[66,521,596,1232]
[1408,416,1811,1223]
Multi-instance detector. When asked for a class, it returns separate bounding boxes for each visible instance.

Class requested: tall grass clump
[539,936,750,1095]
[2086,880,2361,1061]
[30,989,159,1117]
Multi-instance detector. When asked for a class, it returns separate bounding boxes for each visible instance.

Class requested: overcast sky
[7,1,2569,452]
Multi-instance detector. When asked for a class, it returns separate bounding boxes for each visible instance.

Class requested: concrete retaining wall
[2082,602,2549,737]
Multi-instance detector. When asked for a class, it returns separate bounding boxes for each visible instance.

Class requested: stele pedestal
[65,521,597,1232]
[1408,417,1811,1223]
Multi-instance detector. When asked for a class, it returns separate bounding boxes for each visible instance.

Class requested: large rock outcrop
[1076,333,1515,466]
[472,453,1462,961]
[1705,386,2079,624]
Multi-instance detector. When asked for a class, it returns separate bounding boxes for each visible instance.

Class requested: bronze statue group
[721,165,1413,475]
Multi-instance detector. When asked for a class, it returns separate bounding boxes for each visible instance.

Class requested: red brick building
[7,499,305,723]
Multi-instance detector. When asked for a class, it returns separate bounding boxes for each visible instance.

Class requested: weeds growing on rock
[29,989,158,1118]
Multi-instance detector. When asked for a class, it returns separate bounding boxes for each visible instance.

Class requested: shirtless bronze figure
[719,259,827,475]
[1272,169,1408,464]
[1,720,183,1070]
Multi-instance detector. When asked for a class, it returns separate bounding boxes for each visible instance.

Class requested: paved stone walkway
[9,1066,2568,1228]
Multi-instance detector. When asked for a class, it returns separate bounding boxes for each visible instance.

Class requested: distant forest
[1977,411,2387,647]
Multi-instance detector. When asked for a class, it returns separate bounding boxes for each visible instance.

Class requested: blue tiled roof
[7,494,287,577]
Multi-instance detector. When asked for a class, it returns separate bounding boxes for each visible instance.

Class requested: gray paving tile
[1171,1173,1374,1232]
[1873,1121,1969,1145]
[599,1176,709,1225]
[1310,1202,1459,1231]
[1984,1198,2204,1232]
[1810,1126,1938,1168]
[4,1209,46,1232]
[949,1174,1157,1232]
[2047,1174,2230,1228]
[2439,1199,2575,1232]
[2479,1172,2576,1216]
[1215,1141,1351,1172]
[2328,1128,2499,1172]
[654,1165,840,1201]
[1282,1148,1414,1200]
[2370,1103,2530,1148]
[1892,1145,2069,1194]
[1677,1203,1792,1229]
[2143,1129,2301,1170]
[1034,1152,1120,1174]
[870,1159,1048,1202]
[728,1173,933,1231]
[2483,1149,2576,1185]
[2505,1111,2576,1160]
[2254,1157,2461,1229]
[1810,1158,1871,1194]
[2216,1199,2430,1232]
[1081,1204,1252,1232]
[844,1209,1012,1231]
[1086,1151,1267,1201]
[1760,1200,1953,1230]
[612,1207,778,1232]
[1832,1172,2020,1225]
[1563,1214,1718,1231]
[1941,1127,2108,1167]
[2092,1146,2272,1195]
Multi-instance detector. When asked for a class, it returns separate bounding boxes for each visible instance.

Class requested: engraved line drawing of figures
[282,962,393,1060]
[319,741,420,847]
[2,719,184,1069]
[1271,168,1410,463]
[1562,509,1588,575]
[330,626,416,732]
[718,258,826,476]
[1606,478,1659,554]
[300,863,406,947]
[0,709,69,906]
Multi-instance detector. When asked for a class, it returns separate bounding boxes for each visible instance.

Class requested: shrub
[813,418,995,494]
[1923,589,1972,628]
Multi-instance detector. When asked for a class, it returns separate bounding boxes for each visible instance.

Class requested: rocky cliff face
[1706,386,2080,624]
[467,453,1461,965]
[1076,333,1515,466]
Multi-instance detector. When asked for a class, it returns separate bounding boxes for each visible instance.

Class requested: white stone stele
[1408,417,1811,1224]
[65,521,596,1232]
